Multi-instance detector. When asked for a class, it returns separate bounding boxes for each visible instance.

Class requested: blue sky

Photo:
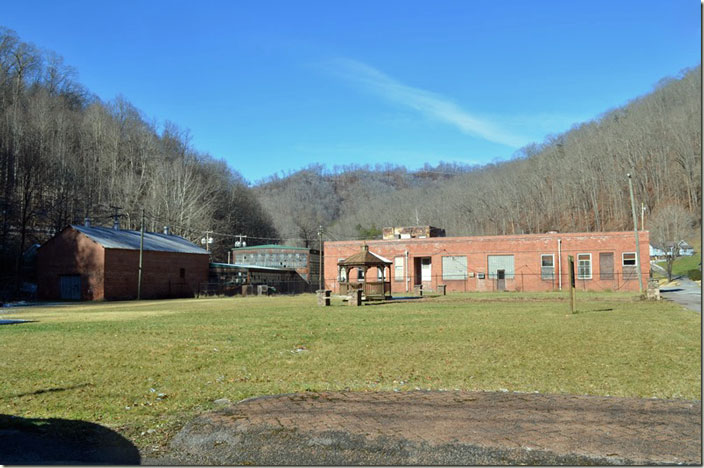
[3,0,700,184]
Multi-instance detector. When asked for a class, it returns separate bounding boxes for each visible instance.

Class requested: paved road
[144,391,702,465]
[660,277,701,312]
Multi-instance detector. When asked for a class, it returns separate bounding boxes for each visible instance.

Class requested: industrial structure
[324,229,650,294]
[37,225,209,300]
[229,244,321,292]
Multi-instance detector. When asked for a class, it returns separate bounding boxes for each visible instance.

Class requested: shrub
[687,269,701,281]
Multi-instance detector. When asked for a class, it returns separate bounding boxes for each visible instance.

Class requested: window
[577,254,592,279]
[622,252,638,280]
[622,252,637,266]
[377,268,384,280]
[357,268,365,280]
[394,257,404,281]
[487,255,515,279]
[442,256,468,280]
[541,254,554,280]
[179,268,185,279]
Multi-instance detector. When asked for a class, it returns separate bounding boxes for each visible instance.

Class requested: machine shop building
[229,244,321,292]
[324,228,650,294]
[38,224,209,301]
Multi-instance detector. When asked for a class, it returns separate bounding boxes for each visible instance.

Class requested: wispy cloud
[325,58,527,148]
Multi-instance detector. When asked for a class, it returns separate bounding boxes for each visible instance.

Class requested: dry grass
[0,291,699,451]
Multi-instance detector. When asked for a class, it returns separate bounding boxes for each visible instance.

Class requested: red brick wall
[37,226,210,301]
[37,227,105,300]
[104,249,209,300]
[324,231,650,294]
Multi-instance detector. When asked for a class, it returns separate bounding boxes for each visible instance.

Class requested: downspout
[405,250,409,293]
[557,238,562,291]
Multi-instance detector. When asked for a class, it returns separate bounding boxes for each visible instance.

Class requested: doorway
[496,269,506,291]
[60,275,81,300]
[414,257,432,288]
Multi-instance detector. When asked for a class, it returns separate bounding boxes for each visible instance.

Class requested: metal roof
[70,225,209,254]
[209,262,294,272]
[232,244,309,251]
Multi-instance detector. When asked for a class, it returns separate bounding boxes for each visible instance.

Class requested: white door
[421,258,431,282]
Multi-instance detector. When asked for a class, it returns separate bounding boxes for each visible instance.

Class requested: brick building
[324,230,650,294]
[206,262,310,295]
[38,225,209,300]
[230,244,321,292]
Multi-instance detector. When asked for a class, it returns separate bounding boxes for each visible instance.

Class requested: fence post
[568,255,576,313]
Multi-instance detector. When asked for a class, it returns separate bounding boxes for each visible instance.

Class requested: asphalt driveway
[660,277,701,312]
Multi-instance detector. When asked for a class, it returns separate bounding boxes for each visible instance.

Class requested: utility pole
[234,234,247,248]
[137,209,144,300]
[202,230,213,251]
[318,225,323,290]
[641,203,646,231]
[109,205,122,229]
[627,173,644,293]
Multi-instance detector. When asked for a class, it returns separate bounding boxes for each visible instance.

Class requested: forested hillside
[256,66,701,245]
[0,27,277,286]
[0,26,700,293]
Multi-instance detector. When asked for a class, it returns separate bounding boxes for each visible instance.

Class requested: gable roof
[338,245,392,266]
[69,225,209,255]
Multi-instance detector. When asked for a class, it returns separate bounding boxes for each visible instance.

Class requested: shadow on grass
[0,414,140,465]
[12,383,93,398]
[573,308,614,314]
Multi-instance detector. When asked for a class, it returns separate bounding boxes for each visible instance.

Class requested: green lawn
[656,252,702,278]
[0,292,700,451]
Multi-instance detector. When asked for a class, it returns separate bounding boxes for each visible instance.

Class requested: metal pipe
[557,238,562,291]
[405,250,409,292]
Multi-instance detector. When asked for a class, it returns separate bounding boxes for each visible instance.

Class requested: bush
[687,269,701,281]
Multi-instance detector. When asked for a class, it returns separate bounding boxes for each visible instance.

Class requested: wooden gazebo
[337,244,392,300]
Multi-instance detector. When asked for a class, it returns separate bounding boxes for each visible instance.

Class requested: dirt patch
[146,391,701,465]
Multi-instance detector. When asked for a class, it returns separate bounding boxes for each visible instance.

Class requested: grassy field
[0,291,700,452]
[656,252,702,278]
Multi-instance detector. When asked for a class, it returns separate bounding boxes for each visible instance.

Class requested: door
[497,269,506,291]
[599,252,614,280]
[421,258,432,284]
[60,275,81,300]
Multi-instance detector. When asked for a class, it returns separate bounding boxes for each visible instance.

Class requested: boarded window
[487,255,514,279]
[394,257,404,281]
[541,254,554,280]
[577,253,592,279]
[442,256,467,280]
[599,252,614,280]
[622,252,638,280]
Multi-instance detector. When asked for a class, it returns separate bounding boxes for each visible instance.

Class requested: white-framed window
[622,252,637,266]
[338,258,347,281]
[377,267,384,280]
[541,254,554,280]
[577,253,592,279]
[442,256,468,280]
[394,257,404,281]
[357,268,365,280]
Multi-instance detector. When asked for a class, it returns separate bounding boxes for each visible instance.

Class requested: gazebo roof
[338,244,392,267]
